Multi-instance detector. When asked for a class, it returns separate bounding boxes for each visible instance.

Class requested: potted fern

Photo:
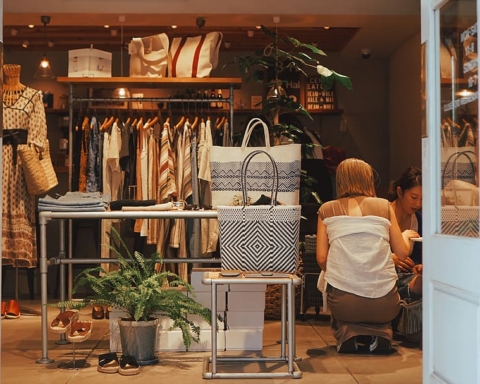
[53,226,218,365]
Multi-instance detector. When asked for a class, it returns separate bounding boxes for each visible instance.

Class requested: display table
[201,271,302,379]
[36,210,218,364]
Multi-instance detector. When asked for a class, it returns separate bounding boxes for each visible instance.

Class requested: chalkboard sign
[305,75,336,111]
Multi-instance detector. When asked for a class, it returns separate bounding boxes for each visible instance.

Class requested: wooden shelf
[56,77,243,89]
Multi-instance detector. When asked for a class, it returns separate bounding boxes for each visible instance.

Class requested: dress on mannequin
[2,63,47,273]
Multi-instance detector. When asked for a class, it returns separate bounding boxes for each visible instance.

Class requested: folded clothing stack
[38,191,110,212]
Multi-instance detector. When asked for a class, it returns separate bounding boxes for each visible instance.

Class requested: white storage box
[68,48,112,77]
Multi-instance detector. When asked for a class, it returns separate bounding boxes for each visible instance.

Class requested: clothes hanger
[190,116,199,130]
[175,115,186,130]
[447,117,460,128]
[145,116,159,130]
[216,116,226,130]
[100,116,115,131]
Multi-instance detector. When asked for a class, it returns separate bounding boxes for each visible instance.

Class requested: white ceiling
[2,0,421,58]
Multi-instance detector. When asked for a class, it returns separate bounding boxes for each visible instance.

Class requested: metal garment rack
[54,77,242,292]
[36,209,219,364]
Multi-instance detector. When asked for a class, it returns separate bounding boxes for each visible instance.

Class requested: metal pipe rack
[36,209,218,364]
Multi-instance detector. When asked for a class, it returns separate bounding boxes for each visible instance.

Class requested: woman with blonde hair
[316,158,418,354]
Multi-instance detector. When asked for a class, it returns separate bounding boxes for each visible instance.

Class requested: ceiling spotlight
[48,40,55,48]
[28,24,34,28]
[104,25,110,29]
[324,26,331,30]
[111,29,118,37]
[255,25,261,29]
[22,40,29,48]
[224,41,231,49]
[11,28,18,36]
[171,25,178,29]
[247,30,254,38]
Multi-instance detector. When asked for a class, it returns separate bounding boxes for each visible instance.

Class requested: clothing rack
[56,77,242,277]
[57,77,242,192]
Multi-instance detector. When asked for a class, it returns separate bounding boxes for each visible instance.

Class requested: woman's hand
[402,229,420,244]
[413,264,423,275]
[392,254,415,273]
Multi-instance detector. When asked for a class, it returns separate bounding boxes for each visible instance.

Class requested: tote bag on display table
[217,150,301,273]
[209,118,301,208]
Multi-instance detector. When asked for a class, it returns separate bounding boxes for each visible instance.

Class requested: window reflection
[439,0,480,237]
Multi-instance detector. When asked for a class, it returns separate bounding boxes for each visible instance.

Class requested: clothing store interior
[1,1,425,383]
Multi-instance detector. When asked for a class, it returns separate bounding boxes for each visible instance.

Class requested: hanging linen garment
[147,122,161,244]
[78,117,91,192]
[188,127,201,260]
[155,121,177,268]
[103,121,123,201]
[137,121,151,236]
[197,117,218,254]
[86,116,100,192]
[71,117,84,192]
[133,119,146,233]
[100,121,122,270]
[169,120,192,280]
[222,119,230,147]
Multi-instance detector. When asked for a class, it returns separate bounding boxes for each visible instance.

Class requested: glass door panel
[439,0,480,237]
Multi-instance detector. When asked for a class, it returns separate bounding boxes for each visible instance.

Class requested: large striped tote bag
[217,150,301,273]
[168,32,222,78]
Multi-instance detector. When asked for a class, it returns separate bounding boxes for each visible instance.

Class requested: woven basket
[18,140,58,195]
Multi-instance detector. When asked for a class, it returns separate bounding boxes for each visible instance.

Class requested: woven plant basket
[18,140,58,195]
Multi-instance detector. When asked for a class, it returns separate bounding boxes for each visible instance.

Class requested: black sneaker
[369,336,391,354]
[337,337,358,353]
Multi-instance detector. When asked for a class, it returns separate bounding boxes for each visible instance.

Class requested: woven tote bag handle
[441,149,477,206]
[240,149,279,206]
[240,118,271,149]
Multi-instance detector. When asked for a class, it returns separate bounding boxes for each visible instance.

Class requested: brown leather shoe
[5,299,20,319]
[92,305,104,320]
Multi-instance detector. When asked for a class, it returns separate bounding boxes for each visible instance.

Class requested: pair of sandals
[50,310,93,343]
[97,352,140,376]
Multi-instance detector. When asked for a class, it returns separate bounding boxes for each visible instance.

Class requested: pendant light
[34,15,56,80]
[113,16,130,98]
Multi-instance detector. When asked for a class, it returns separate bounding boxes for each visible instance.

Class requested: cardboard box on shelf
[68,48,112,77]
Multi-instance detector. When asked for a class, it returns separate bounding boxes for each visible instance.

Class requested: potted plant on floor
[52,226,219,366]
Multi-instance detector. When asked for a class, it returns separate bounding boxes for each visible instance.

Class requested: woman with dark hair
[316,158,419,354]
[387,167,423,301]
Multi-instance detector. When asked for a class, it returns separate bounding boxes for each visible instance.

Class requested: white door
[422,0,480,383]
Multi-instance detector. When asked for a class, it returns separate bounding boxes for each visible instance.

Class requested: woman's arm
[389,205,418,260]
[316,215,329,270]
